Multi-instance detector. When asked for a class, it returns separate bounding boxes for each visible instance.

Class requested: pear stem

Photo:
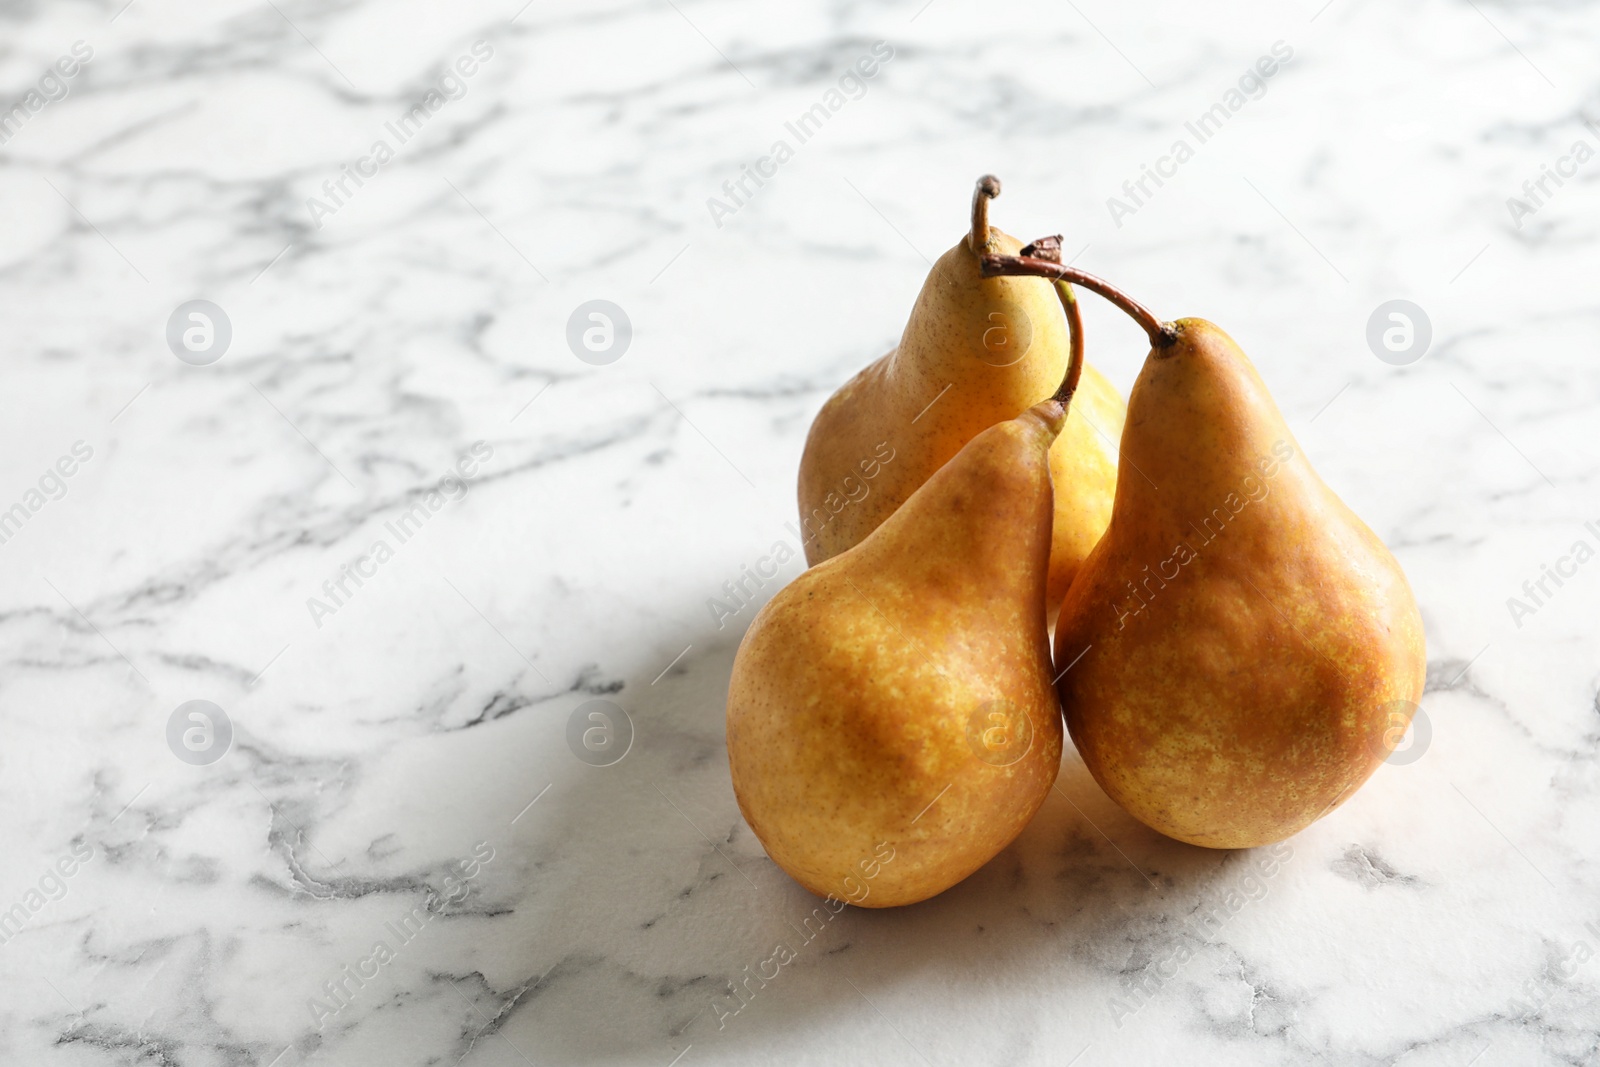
[981,252,1177,349]
[1053,280,1085,406]
[968,175,1002,253]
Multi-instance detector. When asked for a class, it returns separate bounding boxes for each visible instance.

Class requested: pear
[729,394,1073,907]
[1045,322,1125,615]
[798,177,1124,620]
[983,252,1427,849]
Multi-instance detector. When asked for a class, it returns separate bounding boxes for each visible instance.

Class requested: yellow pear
[983,251,1427,849]
[797,177,1124,620]
[1046,359,1123,612]
[729,391,1076,907]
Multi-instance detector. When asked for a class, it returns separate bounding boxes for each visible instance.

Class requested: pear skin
[731,402,1067,907]
[1046,361,1123,614]
[1054,319,1426,849]
[798,180,1123,619]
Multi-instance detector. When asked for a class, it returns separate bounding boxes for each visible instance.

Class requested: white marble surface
[2,0,1599,1064]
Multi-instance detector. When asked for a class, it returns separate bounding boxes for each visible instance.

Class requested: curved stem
[1053,280,1085,406]
[968,175,1002,253]
[981,253,1176,349]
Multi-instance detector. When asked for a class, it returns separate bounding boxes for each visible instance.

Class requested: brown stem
[1053,280,1085,406]
[968,175,1002,253]
[981,252,1176,349]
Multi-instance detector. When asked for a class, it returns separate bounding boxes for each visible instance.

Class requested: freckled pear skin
[797,178,1123,617]
[1053,319,1426,849]
[729,402,1067,908]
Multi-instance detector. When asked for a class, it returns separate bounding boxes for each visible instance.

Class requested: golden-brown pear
[729,397,1072,907]
[798,177,1123,619]
[982,250,1425,849]
[1062,322,1423,847]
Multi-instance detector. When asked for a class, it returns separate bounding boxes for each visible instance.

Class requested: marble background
[1,0,1598,1063]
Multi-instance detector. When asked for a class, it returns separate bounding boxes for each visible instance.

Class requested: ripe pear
[798,177,1124,620]
[1052,316,1425,848]
[729,398,1072,907]
[1046,360,1123,612]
